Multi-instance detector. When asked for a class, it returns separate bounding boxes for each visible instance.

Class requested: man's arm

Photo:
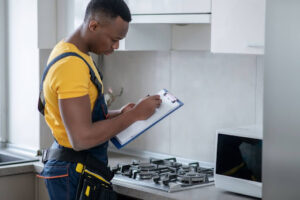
[59,95,161,151]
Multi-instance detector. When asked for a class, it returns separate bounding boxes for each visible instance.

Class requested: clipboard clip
[163,91,177,103]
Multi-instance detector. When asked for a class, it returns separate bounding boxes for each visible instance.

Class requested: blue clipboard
[110,89,184,149]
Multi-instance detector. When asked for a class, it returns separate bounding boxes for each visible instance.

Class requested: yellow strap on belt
[76,163,84,173]
[84,169,111,185]
[85,185,90,197]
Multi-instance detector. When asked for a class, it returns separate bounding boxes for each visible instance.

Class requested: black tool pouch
[76,167,117,200]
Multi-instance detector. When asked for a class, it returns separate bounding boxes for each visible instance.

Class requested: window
[0,0,7,143]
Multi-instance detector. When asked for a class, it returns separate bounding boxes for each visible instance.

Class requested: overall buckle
[41,149,49,164]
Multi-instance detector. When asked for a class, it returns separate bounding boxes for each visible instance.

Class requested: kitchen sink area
[0,150,39,166]
[0,148,41,200]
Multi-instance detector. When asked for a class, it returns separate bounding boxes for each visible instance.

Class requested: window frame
[0,0,7,143]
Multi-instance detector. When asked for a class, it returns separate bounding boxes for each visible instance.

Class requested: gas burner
[113,157,214,192]
[161,173,177,186]
[138,163,157,171]
[198,168,214,176]
[150,158,183,171]
[180,165,191,172]
[166,161,182,168]
[177,172,207,185]
[189,162,200,171]
[138,171,157,179]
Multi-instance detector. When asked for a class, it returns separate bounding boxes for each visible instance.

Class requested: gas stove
[111,157,214,192]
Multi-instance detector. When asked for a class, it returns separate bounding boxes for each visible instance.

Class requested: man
[37,0,162,199]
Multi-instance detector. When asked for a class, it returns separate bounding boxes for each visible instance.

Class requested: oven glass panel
[216,134,262,182]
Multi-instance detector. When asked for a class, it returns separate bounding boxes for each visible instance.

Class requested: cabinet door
[127,0,211,14]
[36,176,50,200]
[0,174,35,200]
[211,0,265,54]
[118,24,171,51]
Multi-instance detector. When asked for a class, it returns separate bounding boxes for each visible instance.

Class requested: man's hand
[120,103,135,114]
[132,95,162,121]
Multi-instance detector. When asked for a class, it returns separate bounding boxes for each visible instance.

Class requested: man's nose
[112,41,119,50]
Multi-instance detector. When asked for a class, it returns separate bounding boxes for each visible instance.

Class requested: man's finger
[149,95,161,100]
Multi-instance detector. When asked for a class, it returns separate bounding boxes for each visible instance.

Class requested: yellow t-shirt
[43,40,104,148]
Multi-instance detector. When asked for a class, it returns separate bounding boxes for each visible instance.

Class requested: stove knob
[120,165,131,173]
[111,164,120,174]
[162,176,170,186]
[153,175,160,184]
[205,174,209,182]
[132,170,138,179]
[162,179,169,186]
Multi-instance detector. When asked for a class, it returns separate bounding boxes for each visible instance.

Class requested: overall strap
[38,52,103,115]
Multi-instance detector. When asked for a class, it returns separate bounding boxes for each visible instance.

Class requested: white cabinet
[127,0,211,14]
[36,176,50,200]
[119,24,171,51]
[40,0,266,53]
[0,173,35,200]
[127,0,211,24]
[118,24,211,51]
[121,0,211,50]
[73,0,211,51]
[211,0,266,54]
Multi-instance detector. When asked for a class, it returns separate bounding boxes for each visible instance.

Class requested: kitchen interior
[0,0,300,200]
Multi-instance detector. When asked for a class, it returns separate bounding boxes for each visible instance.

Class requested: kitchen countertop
[0,151,259,200]
[107,151,259,200]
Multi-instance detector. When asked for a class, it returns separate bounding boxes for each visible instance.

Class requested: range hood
[126,0,211,24]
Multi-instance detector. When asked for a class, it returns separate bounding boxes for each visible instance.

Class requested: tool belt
[42,148,117,200]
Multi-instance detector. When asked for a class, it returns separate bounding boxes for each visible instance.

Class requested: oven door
[215,131,262,198]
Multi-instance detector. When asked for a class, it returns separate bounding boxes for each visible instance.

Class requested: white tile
[170,51,257,162]
[103,51,260,162]
[103,51,171,153]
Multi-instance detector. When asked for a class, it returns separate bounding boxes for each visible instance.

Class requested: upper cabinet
[127,0,211,14]
[211,0,266,55]
[126,0,211,24]
[41,0,265,54]
[118,0,212,51]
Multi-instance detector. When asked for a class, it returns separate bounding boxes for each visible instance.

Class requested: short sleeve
[51,58,90,99]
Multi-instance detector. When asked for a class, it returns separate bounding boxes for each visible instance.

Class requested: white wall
[0,0,7,142]
[39,49,54,149]
[57,0,75,41]
[103,51,263,162]
[7,0,40,151]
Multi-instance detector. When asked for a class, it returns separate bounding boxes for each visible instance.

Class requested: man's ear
[88,20,99,32]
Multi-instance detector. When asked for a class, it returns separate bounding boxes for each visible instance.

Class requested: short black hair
[84,0,132,23]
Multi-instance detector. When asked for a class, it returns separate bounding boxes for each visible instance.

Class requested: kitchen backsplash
[103,51,263,163]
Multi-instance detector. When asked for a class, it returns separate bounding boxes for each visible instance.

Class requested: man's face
[88,16,129,55]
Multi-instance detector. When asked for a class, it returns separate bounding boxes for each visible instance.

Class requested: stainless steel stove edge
[108,146,214,168]
[113,174,215,193]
